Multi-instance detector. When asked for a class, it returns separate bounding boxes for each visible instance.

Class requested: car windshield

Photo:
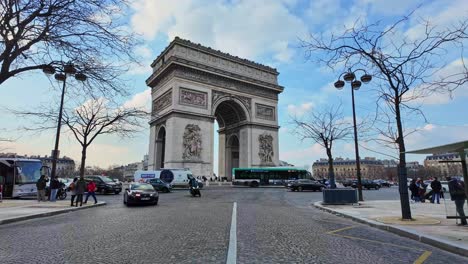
[131,184,154,191]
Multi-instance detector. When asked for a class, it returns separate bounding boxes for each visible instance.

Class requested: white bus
[0,158,49,198]
[134,168,197,188]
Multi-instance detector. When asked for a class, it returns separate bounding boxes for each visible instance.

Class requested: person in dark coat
[36,175,48,202]
[430,177,442,204]
[409,179,419,202]
[447,177,467,226]
[75,179,87,207]
[49,177,61,202]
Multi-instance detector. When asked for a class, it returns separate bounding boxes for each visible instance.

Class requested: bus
[0,158,49,198]
[232,167,312,187]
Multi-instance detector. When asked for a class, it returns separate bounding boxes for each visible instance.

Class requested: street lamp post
[43,62,87,180]
[334,69,372,202]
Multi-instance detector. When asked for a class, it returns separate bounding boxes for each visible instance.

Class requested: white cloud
[130,0,308,63]
[405,58,468,105]
[280,143,324,162]
[287,102,314,116]
[123,89,151,111]
[404,0,468,41]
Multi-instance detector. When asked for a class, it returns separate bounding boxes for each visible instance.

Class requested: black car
[85,175,122,194]
[124,183,159,206]
[351,180,380,190]
[148,178,172,193]
[288,179,326,192]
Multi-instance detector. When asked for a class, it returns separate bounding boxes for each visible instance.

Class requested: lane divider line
[414,251,432,264]
[226,202,237,264]
[326,225,358,234]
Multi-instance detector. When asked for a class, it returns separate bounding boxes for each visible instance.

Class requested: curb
[0,202,106,226]
[313,201,468,257]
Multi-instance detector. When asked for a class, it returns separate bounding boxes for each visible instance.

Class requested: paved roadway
[0,187,466,264]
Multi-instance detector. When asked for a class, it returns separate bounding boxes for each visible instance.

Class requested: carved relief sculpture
[256,103,275,121]
[258,133,274,163]
[183,124,202,160]
[179,88,207,108]
[152,90,172,115]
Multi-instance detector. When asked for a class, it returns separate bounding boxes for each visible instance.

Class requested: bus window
[15,161,42,184]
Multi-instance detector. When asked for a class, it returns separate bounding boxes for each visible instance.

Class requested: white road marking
[226,202,237,264]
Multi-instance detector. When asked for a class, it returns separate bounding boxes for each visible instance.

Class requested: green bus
[232,167,312,187]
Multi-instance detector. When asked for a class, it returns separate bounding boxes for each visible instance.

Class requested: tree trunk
[79,145,87,180]
[326,148,336,188]
[395,97,412,220]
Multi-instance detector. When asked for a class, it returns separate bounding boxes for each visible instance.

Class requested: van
[134,169,195,188]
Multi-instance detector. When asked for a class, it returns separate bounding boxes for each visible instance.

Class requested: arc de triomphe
[147,37,283,179]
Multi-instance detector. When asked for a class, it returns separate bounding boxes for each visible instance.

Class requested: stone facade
[312,157,385,180]
[147,37,283,179]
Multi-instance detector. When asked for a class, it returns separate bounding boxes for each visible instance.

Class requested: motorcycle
[56,186,67,200]
[190,185,201,197]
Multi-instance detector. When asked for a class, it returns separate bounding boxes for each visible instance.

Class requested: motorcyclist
[188,176,199,188]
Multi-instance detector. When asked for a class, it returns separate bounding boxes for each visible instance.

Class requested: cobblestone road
[0,187,466,263]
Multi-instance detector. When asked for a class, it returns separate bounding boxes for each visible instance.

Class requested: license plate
[141,198,150,200]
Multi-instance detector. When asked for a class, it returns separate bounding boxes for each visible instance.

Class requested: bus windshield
[15,161,42,184]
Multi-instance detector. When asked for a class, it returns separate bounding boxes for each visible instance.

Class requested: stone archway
[225,134,240,179]
[155,126,166,169]
[147,37,282,178]
[212,98,248,180]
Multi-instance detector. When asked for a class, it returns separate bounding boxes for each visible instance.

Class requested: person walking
[430,177,442,204]
[69,177,78,206]
[49,177,60,202]
[75,178,86,207]
[36,175,48,202]
[447,177,467,226]
[84,180,98,204]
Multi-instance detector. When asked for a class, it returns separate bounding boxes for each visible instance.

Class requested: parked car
[425,180,449,193]
[148,178,172,193]
[373,179,391,187]
[123,183,159,206]
[288,179,326,192]
[85,175,122,194]
[351,179,380,190]
[342,179,354,187]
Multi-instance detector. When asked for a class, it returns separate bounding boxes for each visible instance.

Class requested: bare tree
[290,105,353,188]
[301,10,468,219]
[0,0,139,94]
[14,97,149,179]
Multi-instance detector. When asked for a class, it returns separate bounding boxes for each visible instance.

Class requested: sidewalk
[314,200,468,257]
[0,199,106,225]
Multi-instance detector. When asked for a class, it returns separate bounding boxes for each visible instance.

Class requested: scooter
[190,185,201,197]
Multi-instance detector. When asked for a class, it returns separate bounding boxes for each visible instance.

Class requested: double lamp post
[42,62,87,180]
[334,69,372,202]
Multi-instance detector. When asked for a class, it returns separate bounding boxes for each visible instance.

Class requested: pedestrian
[36,175,48,202]
[430,177,442,204]
[202,176,207,182]
[447,177,467,226]
[417,178,427,203]
[69,177,78,206]
[75,178,86,207]
[84,180,98,204]
[409,179,419,202]
[49,177,60,202]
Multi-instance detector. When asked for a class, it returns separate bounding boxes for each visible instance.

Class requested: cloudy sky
[1,0,467,172]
